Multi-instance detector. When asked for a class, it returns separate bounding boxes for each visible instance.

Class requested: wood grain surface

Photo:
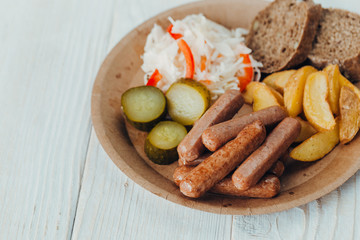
[0,0,359,239]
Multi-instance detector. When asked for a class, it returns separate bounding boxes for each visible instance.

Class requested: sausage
[268,161,285,177]
[179,120,266,198]
[202,106,287,152]
[232,117,301,190]
[178,153,210,166]
[211,174,280,198]
[174,160,284,185]
[173,166,280,198]
[177,89,244,165]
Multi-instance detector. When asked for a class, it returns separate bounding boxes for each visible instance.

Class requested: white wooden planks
[0,0,359,239]
[72,131,232,240]
[0,0,116,239]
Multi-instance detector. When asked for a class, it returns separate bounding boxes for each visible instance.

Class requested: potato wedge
[303,71,336,131]
[323,64,341,115]
[284,66,317,117]
[295,117,317,142]
[339,86,360,144]
[253,85,281,111]
[290,120,339,161]
[263,72,284,89]
[269,87,284,106]
[339,74,360,100]
[242,82,264,104]
[274,70,296,94]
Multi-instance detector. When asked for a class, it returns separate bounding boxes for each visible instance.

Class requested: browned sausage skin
[177,89,244,165]
[173,166,280,198]
[178,153,210,166]
[202,106,287,152]
[269,160,285,177]
[212,174,280,198]
[232,117,301,190]
[179,120,266,198]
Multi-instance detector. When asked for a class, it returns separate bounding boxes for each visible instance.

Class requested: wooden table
[1,0,359,239]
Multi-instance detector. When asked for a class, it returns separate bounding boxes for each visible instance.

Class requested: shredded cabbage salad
[141,14,262,100]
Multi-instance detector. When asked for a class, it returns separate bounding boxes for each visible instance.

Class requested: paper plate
[91,0,360,215]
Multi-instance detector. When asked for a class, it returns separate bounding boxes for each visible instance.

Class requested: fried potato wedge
[303,71,336,131]
[323,64,341,115]
[253,85,281,111]
[274,70,296,94]
[339,74,360,100]
[242,82,263,104]
[268,87,284,106]
[243,82,283,106]
[339,86,360,144]
[262,72,280,89]
[284,66,317,117]
[295,117,317,142]
[290,120,339,161]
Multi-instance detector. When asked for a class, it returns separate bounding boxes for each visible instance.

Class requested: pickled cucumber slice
[145,121,187,165]
[166,78,210,126]
[121,86,166,131]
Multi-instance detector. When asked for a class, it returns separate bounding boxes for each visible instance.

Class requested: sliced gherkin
[145,121,187,165]
[121,86,166,131]
[166,78,211,126]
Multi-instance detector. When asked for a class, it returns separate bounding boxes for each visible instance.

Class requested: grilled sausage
[268,161,285,177]
[174,160,284,186]
[202,106,287,152]
[232,117,301,190]
[211,174,280,198]
[178,153,210,166]
[179,120,266,198]
[173,166,280,198]
[177,89,244,165]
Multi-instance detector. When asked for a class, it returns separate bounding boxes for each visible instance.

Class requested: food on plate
[290,120,339,161]
[121,86,166,131]
[174,166,280,198]
[177,89,244,165]
[242,81,283,105]
[242,81,262,104]
[263,70,295,93]
[144,121,187,164]
[202,106,287,151]
[284,66,317,117]
[252,84,281,111]
[294,117,317,142]
[339,74,360,100]
[303,71,336,131]
[323,64,341,115]
[212,174,280,198]
[179,120,266,198]
[142,14,262,100]
[268,160,285,177]
[232,117,300,190]
[121,0,360,202]
[178,153,210,166]
[246,0,321,73]
[308,8,360,80]
[274,70,297,94]
[175,159,284,181]
[339,86,360,144]
[165,78,210,126]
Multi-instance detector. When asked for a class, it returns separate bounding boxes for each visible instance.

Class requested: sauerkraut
[141,14,262,100]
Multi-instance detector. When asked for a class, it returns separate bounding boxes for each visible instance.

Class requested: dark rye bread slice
[246,0,322,73]
[308,8,360,81]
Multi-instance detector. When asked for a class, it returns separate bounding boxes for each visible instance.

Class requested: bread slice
[308,8,360,81]
[246,0,322,73]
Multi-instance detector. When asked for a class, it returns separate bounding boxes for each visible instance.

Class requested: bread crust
[246,0,321,73]
[308,8,360,81]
